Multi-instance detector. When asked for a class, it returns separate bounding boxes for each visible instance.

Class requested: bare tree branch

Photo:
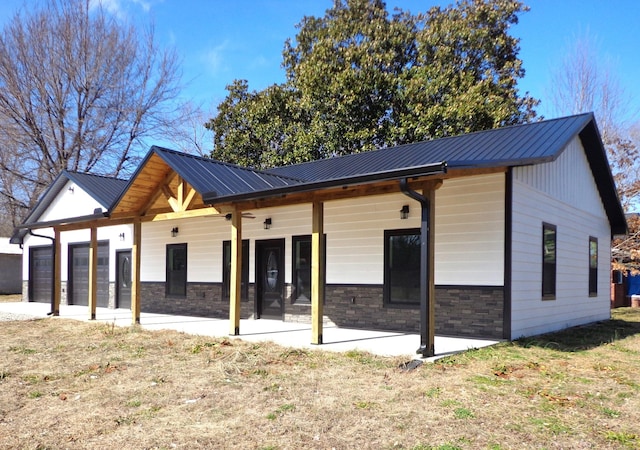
[549,34,640,272]
[0,0,190,226]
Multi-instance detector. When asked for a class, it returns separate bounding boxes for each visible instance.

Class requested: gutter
[203,162,448,205]
[400,178,433,357]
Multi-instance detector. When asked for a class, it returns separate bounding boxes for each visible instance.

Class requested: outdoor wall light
[171,227,179,237]
[263,218,272,230]
[68,186,74,193]
[119,232,125,241]
[400,205,410,220]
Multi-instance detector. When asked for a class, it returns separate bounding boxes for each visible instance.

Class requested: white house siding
[140,204,313,284]
[324,173,504,285]
[137,174,506,336]
[21,180,132,305]
[22,180,107,281]
[138,174,505,288]
[511,136,611,338]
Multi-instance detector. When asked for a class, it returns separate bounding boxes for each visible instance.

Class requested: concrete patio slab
[0,302,501,361]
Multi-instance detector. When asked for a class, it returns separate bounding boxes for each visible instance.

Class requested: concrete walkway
[0,302,500,361]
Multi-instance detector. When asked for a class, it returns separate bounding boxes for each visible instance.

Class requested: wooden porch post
[53,228,61,316]
[311,201,325,345]
[88,227,98,320]
[131,219,141,325]
[229,209,242,336]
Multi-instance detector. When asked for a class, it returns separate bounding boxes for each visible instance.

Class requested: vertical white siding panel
[41,180,105,221]
[511,136,611,338]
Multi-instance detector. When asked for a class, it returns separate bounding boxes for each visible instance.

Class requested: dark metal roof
[10,171,127,244]
[64,172,128,209]
[107,146,302,213]
[150,146,301,199]
[266,113,596,181]
[12,113,627,241]
[203,160,448,204]
[264,113,625,235]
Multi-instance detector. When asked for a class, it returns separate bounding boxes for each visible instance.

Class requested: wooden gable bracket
[162,175,197,213]
[137,171,197,216]
[139,170,178,215]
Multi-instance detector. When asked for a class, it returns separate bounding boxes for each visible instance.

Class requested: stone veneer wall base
[23,279,504,338]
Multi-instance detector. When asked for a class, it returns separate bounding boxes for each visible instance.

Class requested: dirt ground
[0,294,21,303]
[0,307,639,449]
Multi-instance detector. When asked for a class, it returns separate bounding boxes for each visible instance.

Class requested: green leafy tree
[281,0,417,157]
[397,0,538,142]
[207,0,538,168]
[208,80,311,168]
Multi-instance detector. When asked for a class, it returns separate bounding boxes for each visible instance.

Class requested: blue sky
[1,0,638,121]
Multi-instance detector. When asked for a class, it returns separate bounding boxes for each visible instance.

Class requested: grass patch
[0,308,638,448]
[9,346,36,355]
[453,407,474,419]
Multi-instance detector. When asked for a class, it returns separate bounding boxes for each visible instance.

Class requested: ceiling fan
[211,212,256,220]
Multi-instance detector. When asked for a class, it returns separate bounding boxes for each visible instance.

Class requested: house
[11,171,130,309]
[12,113,626,356]
[0,237,22,294]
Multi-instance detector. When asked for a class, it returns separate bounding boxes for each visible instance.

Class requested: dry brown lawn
[1,308,639,450]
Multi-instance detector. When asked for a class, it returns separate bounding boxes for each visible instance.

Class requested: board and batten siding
[139,174,505,288]
[511,136,611,339]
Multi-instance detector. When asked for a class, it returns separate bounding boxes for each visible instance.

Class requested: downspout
[400,178,433,357]
[28,230,56,316]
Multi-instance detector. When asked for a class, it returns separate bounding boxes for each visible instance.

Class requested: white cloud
[201,40,231,76]
[132,0,152,13]
[90,0,124,16]
[89,0,156,18]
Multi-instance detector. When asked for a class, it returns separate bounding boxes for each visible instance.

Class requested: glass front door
[116,250,132,309]
[256,240,284,319]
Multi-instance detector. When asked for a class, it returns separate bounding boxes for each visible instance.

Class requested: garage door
[29,246,53,303]
[68,242,109,307]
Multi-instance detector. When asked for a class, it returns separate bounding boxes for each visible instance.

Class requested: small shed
[0,237,22,294]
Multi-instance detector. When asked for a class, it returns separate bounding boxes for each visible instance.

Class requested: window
[292,236,312,303]
[589,237,598,296]
[222,240,249,300]
[384,229,421,306]
[291,235,326,304]
[542,223,556,299]
[166,243,187,297]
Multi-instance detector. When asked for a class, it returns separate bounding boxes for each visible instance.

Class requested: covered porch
[0,301,500,360]
[20,147,452,356]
